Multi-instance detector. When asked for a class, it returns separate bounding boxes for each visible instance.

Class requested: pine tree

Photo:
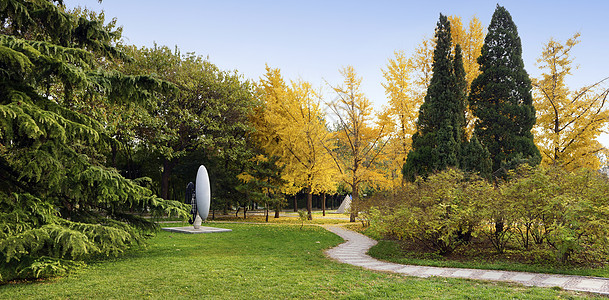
[469,5,541,175]
[404,14,467,181]
[0,1,187,281]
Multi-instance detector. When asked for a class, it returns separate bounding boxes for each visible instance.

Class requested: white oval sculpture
[195,165,211,221]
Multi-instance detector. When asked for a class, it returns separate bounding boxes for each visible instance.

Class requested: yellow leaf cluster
[252,65,339,196]
[329,66,391,195]
[533,33,609,171]
[381,50,419,187]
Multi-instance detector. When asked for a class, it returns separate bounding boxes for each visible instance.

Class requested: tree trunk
[110,142,118,168]
[243,205,247,219]
[265,200,269,222]
[161,158,176,200]
[306,187,313,220]
[350,184,358,222]
[322,193,326,216]
[293,195,298,212]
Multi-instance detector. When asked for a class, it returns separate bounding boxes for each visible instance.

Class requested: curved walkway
[324,225,609,295]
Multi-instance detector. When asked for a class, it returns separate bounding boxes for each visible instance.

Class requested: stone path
[324,225,609,295]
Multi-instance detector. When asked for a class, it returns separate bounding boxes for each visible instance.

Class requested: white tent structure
[336,195,352,214]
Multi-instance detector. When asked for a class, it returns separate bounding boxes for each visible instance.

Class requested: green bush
[371,166,609,265]
[372,169,492,255]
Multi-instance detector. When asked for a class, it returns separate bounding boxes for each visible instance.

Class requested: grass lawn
[0,223,598,299]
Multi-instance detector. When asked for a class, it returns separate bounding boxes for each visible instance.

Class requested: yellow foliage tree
[459,16,485,93]
[533,33,609,171]
[381,51,420,187]
[255,66,338,219]
[328,66,391,222]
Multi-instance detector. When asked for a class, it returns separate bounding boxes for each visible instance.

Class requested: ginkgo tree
[253,66,338,219]
[328,66,391,222]
[381,50,419,187]
[533,33,609,171]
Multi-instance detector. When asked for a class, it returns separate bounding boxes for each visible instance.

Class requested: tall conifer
[0,1,187,281]
[404,14,467,181]
[469,5,541,174]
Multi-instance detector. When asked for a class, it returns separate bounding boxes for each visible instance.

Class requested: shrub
[371,166,609,265]
[373,169,492,255]
[544,168,609,263]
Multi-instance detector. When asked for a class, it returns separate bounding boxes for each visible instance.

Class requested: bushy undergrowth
[367,167,609,265]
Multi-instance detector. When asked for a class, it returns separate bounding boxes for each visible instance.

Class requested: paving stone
[424,268,444,276]
[359,262,389,268]
[511,273,535,282]
[341,259,370,264]
[480,272,503,280]
[577,279,606,290]
[543,277,569,286]
[373,264,402,271]
[451,270,474,278]
[396,266,420,274]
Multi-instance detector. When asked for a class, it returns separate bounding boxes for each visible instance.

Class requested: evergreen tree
[453,44,468,144]
[460,133,492,180]
[404,14,467,181]
[237,155,287,222]
[0,1,187,281]
[469,5,541,174]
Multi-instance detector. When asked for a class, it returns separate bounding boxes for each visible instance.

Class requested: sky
[64,0,609,146]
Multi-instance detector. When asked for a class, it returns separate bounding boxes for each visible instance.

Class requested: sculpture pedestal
[162,226,232,234]
[193,214,202,229]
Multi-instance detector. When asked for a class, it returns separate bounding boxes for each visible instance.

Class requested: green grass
[367,238,609,279]
[0,224,598,299]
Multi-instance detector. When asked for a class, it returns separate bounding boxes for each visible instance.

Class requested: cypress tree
[469,5,541,174]
[461,133,492,180]
[453,43,468,145]
[404,14,467,181]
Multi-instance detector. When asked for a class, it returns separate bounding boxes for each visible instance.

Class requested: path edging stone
[323,225,609,295]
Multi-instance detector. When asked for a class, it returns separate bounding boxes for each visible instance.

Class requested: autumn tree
[0,1,187,281]
[532,33,609,171]
[404,14,468,181]
[469,5,541,175]
[254,66,337,219]
[328,66,390,222]
[381,50,420,187]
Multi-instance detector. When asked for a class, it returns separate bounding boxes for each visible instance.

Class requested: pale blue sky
[65,0,609,146]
